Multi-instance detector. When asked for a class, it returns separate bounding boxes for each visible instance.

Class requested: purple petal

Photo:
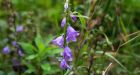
[60,59,70,69]
[62,46,72,61]
[66,26,79,42]
[52,35,64,48]
[70,14,77,22]
[61,17,66,28]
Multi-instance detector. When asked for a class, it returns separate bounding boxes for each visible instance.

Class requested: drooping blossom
[66,25,79,42]
[61,17,66,28]
[2,46,10,54]
[60,59,70,69]
[70,14,77,22]
[62,46,72,61]
[16,25,23,32]
[52,35,64,48]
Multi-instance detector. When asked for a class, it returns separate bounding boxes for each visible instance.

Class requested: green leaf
[26,54,37,60]
[76,15,89,19]
[42,66,60,75]
[35,34,45,51]
[78,13,86,30]
[47,47,63,56]
[41,63,51,71]
[45,35,54,46]
[25,64,36,74]
[64,70,71,75]
[103,33,112,45]
[119,17,127,35]
[19,42,35,55]
[39,47,62,60]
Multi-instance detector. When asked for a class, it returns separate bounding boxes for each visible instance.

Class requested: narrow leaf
[105,53,127,71]
[19,42,35,55]
[35,34,45,51]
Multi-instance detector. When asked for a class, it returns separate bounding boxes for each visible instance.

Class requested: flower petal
[52,35,64,48]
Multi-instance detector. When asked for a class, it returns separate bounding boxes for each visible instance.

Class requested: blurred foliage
[0,0,140,75]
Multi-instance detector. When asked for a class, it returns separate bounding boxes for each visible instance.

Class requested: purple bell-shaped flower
[66,25,79,42]
[60,59,70,69]
[52,35,64,48]
[62,46,72,61]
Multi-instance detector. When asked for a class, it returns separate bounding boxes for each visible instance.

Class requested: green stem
[62,0,70,74]
[64,20,68,47]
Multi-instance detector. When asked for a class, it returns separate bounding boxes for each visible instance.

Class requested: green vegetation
[0,0,140,75]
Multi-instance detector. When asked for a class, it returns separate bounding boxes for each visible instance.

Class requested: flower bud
[61,17,66,28]
[70,14,77,22]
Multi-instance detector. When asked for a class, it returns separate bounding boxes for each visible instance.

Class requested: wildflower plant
[52,0,79,72]
[0,0,140,75]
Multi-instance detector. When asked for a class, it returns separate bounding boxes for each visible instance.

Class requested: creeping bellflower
[61,17,66,28]
[52,35,64,48]
[62,46,72,61]
[60,59,70,69]
[16,25,23,32]
[66,25,79,42]
[70,14,77,22]
[2,46,10,54]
